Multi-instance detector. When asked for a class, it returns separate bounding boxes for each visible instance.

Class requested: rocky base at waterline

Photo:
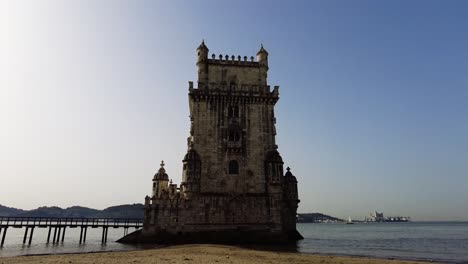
[117,228,303,244]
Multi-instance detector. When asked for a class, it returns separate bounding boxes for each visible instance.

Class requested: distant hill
[0,204,26,216]
[0,204,143,219]
[2,204,337,223]
[297,213,344,223]
[94,204,144,219]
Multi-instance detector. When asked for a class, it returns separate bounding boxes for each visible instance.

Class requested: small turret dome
[284,167,297,183]
[266,150,283,163]
[256,44,268,56]
[197,40,208,51]
[153,160,169,181]
[183,149,201,161]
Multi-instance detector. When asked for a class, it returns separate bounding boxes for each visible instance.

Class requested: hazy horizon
[1,0,467,221]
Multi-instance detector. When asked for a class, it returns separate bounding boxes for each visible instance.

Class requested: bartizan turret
[181,146,201,197]
[152,161,169,198]
[196,40,209,87]
[256,44,269,68]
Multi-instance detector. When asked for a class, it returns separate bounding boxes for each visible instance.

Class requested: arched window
[228,130,240,142]
[228,160,239,175]
[228,105,239,118]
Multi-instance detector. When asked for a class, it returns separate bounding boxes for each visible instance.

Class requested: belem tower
[119,41,302,243]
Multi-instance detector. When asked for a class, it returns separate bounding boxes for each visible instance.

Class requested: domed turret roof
[256,44,268,55]
[197,40,208,51]
[284,167,297,183]
[183,148,200,161]
[153,160,169,181]
[266,150,283,163]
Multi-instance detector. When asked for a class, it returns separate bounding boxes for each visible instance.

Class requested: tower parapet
[207,53,260,66]
[195,41,269,90]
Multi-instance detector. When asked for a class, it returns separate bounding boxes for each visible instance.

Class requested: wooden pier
[0,216,142,246]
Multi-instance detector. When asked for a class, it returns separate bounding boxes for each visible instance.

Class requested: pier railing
[0,216,143,246]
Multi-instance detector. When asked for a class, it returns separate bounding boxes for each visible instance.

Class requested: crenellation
[205,52,265,68]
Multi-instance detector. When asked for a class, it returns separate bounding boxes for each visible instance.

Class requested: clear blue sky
[1,0,467,221]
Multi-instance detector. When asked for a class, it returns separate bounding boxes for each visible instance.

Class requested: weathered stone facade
[119,42,302,244]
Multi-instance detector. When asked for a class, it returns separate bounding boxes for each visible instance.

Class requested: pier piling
[52,227,58,244]
[0,227,7,246]
[83,227,87,243]
[79,227,83,244]
[23,227,29,244]
[28,227,34,245]
[56,227,62,244]
[105,227,108,243]
[61,226,66,242]
[101,227,105,244]
[47,226,52,243]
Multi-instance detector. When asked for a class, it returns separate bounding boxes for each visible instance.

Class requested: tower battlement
[196,41,270,91]
[207,54,259,66]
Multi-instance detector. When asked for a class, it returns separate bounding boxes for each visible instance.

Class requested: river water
[296,222,468,263]
[1,222,467,263]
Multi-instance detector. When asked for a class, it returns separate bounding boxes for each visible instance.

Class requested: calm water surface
[0,222,467,263]
[297,222,468,263]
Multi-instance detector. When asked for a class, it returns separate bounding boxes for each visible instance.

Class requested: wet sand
[0,244,433,264]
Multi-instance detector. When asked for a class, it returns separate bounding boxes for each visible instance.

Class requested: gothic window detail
[228,105,239,118]
[228,130,240,142]
[228,160,239,175]
[265,150,283,183]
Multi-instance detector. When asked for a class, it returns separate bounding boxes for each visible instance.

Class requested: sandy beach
[0,244,432,264]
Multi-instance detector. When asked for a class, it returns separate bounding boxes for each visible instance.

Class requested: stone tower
[119,41,302,244]
[185,41,281,196]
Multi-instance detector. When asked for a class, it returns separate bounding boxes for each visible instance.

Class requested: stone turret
[196,40,209,87]
[282,166,300,237]
[256,44,269,68]
[181,147,201,197]
[284,167,298,201]
[152,161,169,198]
[196,40,209,63]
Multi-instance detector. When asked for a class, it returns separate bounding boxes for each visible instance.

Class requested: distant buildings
[365,211,410,222]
